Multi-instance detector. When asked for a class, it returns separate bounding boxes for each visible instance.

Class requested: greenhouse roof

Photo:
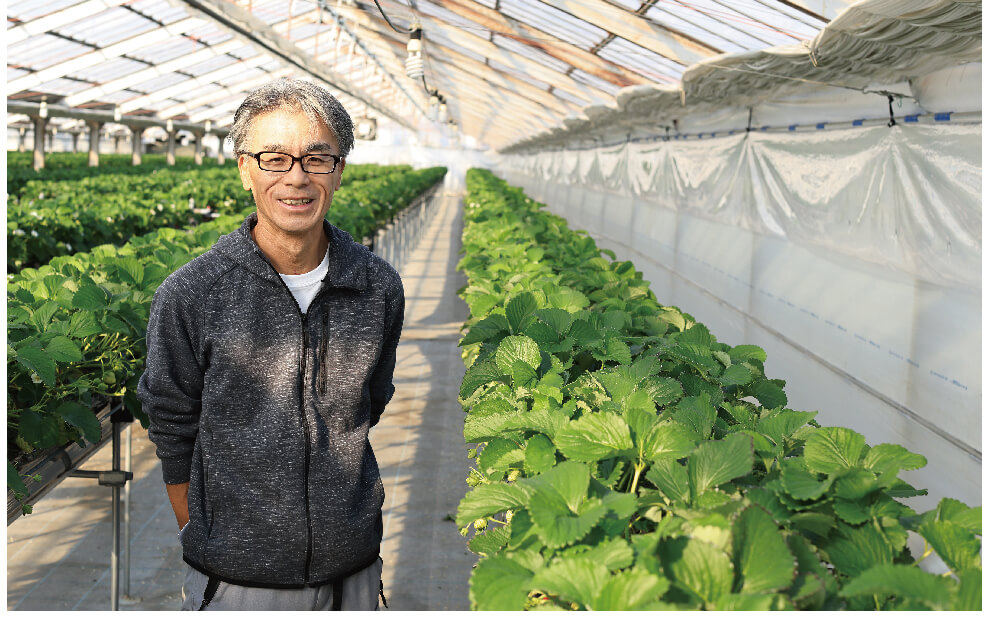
[5,0,981,150]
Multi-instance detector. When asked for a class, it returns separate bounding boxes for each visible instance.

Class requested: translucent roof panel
[169,82,224,103]
[491,34,572,75]
[33,78,92,97]
[487,59,551,91]
[129,0,191,24]
[58,7,158,47]
[129,37,205,65]
[417,0,488,33]
[597,37,684,84]
[183,23,236,47]
[217,65,272,87]
[645,5,752,53]
[7,0,79,22]
[570,69,620,96]
[425,32,489,65]
[8,67,29,81]
[8,34,92,71]
[73,57,149,83]
[669,0,810,46]
[183,54,239,78]
[127,72,190,95]
[499,0,608,52]
[229,44,260,60]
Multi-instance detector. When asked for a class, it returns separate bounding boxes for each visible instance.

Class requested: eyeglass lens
[258,152,336,173]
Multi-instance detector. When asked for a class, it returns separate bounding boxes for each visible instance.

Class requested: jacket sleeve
[137,277,205,485]
[368,275,405,427]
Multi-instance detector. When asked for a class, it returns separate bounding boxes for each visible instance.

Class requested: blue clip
[761,126,769,131]
[816,123,825,130]
[934,112,952,121]
[788,125,797,131]
[852,119,864,126]
[904,115,918,123]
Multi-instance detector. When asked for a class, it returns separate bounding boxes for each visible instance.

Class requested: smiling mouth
[280,198,314,206]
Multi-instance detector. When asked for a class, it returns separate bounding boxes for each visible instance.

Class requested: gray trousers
[180,558,383,611]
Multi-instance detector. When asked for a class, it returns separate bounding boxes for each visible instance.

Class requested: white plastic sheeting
[497,118,982,511]
[516,123,981,288]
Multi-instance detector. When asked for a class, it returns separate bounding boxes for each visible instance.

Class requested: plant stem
[629,462,645,494]
[873,594,881,610]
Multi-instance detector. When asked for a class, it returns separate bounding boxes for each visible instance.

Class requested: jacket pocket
[318,310,330,396]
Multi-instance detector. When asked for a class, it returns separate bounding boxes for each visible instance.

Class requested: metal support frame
[66,408,135,611]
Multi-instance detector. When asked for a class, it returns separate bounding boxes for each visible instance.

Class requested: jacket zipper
[299,314,314,583]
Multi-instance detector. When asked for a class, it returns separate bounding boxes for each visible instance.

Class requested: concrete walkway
[6,189,475,611]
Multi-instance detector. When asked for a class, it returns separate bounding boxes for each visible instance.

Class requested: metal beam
[413,0,651,87]
[7,100,225,135]
[179,0,413,130]
[534,0,718,63]
[6,16,205,95]
[354,22,579,120]
[6,0,129,45]
[334,3,610,105]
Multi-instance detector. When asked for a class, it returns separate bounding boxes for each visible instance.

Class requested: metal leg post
[110,421,121,611]
[123,424,132,600]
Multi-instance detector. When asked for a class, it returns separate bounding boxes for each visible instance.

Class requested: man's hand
[166,482,190,529]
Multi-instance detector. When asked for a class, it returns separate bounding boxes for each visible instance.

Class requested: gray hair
[228,78,354,157]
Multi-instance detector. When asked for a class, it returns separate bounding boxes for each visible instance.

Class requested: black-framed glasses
[243,151,341,174]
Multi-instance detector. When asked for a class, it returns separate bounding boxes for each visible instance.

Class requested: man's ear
[237,154,253,191]
[334,158,346,190]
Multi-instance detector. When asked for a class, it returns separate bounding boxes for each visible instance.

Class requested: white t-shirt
[279,247,330,314]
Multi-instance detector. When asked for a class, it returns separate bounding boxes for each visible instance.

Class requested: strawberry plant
[7,166,447,511]
[7,163,405,271]
[454,169,981,611]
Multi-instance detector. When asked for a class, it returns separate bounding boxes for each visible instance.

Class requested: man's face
[237,107,346,240]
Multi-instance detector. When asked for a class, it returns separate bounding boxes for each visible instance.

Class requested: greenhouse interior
[5,0,982,611]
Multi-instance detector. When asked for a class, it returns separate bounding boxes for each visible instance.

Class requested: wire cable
[372,0,413,34]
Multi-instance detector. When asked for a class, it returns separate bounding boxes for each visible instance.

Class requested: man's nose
[283,159,311,185]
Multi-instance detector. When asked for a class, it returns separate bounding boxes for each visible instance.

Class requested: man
[138,78,404,610]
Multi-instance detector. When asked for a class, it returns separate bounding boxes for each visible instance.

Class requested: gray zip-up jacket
[137,213,404,588]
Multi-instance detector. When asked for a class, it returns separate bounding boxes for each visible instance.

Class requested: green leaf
[8,461,29,496]
[456,483,528,527]
[646,376,684,407]
[732,505,796,594]
[688,433,753,500]
[640,422,696,462]
[464,410,518,443]
[468,293,500,319]
[468,526,510,555]
[524,434,556,475]
[715,594,791,610]
[833,499,870,524]
[954,569,982,610]
[45,335,83,363]
[16,344,57,386]
[834,468,879,500]
[591,335,632,365]
[577,537,634,572]
[506,292,539,333]
[862,443,927,475]
[593,568,671,610]
[728,344,766,364]
[917,520,982,573]
[839,564,952,610]
[568,318,602,347]
[823,522,894,577]
[671,394,716,440]
[460,358,504,399]
[935,498,982,533]
[757,409,817,446]
[18,409,61,449]
[547,288,590,312]
[536,308,572,336]
[523,462,606,548]
[115,257,144,286]
[554,413,633,462]
[788,512,836,536]
[751,379,787,409]
[530,556,608,608]
[803,427,868,475]
[495,335,541,374]
[719,364,753,386]
[469,554,534,610]
[29,301,59,331]
[658,536,734,605]
[460,314,510,346]
[780,459,834,500]
[478,438,525,476]
[646,459,690,504]
[56,402,102,444]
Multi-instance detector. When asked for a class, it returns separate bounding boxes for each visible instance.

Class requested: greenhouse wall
[498,119,982,512]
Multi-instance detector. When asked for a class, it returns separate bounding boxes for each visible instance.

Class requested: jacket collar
[215,213,368,291]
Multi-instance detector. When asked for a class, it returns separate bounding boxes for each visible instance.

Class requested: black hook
[887,94,896,127]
